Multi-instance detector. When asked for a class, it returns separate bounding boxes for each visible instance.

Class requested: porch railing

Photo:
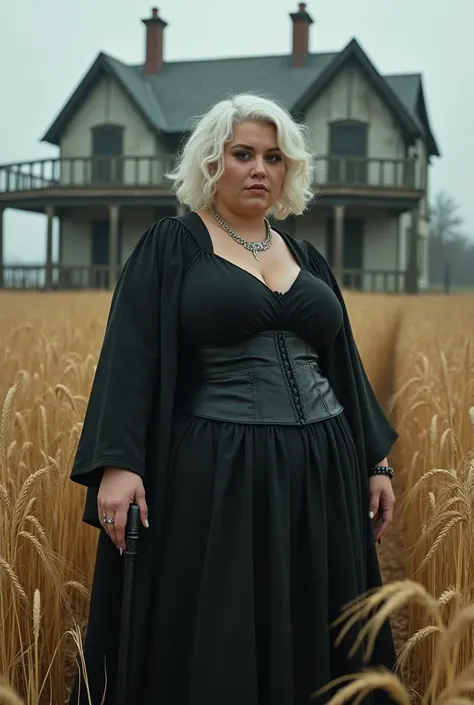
[0,155,423,195]
[0,265,406,293]
[313,155,422,190]
[341,268,406,293]
[0,155,174,193]
[1,265,116,290]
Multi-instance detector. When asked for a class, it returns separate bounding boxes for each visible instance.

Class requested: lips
[247,185,268,192]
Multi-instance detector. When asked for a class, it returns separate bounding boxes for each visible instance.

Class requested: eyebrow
[230,143,281,152]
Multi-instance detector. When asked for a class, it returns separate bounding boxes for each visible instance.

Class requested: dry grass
[0,290,473,704]
[0,293,110,704]
[389,296,474,693]
[321,579,474,705]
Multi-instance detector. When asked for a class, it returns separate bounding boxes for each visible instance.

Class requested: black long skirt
[71,412,396,705]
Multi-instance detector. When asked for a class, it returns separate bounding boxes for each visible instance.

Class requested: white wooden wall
[305,64,405,163]
[60,76,166,160]
[61,207,157,267]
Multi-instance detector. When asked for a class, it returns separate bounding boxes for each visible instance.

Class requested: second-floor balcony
[0,154,424,204]
[0,155,174,198]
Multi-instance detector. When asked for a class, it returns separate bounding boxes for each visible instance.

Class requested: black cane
[114,503,141,705]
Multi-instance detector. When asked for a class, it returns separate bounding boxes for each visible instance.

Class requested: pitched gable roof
[41,53,168,143]
[385,73,440,157]
[292,40,424,142]
[41,40,440,156]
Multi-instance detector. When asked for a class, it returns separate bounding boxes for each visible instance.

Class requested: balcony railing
[0,264,407,293]
[0,155,423,196]
[313,155,422,191]
[0,155,174,193]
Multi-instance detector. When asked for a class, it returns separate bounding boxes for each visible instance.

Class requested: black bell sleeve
[70,224,162,489]
[305,241,399,469]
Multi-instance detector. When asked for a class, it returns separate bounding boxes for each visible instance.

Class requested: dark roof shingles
[117,52,338,132]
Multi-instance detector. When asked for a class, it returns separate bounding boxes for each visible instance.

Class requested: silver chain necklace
[209,203,273,261]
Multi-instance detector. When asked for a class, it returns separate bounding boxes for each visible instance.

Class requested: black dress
[69,212,398,705]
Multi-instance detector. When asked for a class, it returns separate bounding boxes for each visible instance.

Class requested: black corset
[176,331,344,425]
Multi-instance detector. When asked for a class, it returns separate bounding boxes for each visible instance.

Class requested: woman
[69,94,398,705]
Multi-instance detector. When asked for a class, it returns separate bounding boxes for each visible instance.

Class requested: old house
[0,4,439,292]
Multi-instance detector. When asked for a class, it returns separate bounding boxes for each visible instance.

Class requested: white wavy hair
[166,93,314,219]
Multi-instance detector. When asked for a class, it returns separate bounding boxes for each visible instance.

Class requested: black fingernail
[377,539,381,545]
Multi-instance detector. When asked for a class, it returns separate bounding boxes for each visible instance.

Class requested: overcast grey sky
[1,0,472,263]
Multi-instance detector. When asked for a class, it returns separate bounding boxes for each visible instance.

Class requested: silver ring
[103,517,115,525]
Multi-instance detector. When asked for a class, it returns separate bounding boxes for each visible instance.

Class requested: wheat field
[1,290,473,705]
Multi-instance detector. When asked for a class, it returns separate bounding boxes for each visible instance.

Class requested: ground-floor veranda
[0,195,423,293]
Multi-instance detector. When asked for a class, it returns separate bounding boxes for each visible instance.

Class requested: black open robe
[70,211,398,703]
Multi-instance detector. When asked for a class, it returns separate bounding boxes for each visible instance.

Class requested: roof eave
[417,82,441,157]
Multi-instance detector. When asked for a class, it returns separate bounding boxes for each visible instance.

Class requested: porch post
[109,204,120,291]
[45,206,55,290]
[0,207,4,289]
[333,204,345,285]
[405,206,419,294]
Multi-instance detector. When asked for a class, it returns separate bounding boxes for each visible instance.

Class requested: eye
[234,150,250,161]
[266,154,283,163]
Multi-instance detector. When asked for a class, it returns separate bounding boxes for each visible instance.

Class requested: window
[91,124,124,184]
[328,121,368,185]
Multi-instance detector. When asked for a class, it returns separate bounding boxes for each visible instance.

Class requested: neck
[211,199,268,241]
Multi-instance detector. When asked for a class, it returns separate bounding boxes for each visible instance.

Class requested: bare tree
[428,190,474,289]
[429,190,464,242]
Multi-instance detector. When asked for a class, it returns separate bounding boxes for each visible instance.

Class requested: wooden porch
[0,154,422,293]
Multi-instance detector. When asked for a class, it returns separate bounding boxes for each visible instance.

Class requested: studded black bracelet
[368,465,394,480]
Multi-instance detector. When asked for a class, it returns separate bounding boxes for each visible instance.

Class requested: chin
[240,193,274,213]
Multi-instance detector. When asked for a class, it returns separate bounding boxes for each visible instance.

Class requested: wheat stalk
[315,669,410,705]
[32,589,41,701]
[54,384,79,414]
[333,580,444,661]
[0,557,28,602]
[0,380,21,475]
[0,677,24,705]
[12,467,52,533]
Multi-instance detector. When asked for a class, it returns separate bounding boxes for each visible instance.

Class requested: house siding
[293,207,402,291]
[60,76,159,159]
[399,210,429,289]
[364,215,399,271]
[293,208,327,255]
[58,76,170,186]
[305,64,406,188]
[61,207,157,269]
[399,135,430,289]
[302,64,429,290]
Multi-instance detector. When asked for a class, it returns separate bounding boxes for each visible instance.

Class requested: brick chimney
[142,7,168,75]
[290,3,314,67]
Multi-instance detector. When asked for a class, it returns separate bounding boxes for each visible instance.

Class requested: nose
[251,156,267,178]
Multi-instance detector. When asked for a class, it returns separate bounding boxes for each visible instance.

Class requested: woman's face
[213,120,287,217]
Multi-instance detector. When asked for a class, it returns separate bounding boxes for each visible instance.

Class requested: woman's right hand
[97,468,149,552]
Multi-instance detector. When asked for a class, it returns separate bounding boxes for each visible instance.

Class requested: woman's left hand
[368,475,396,542]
